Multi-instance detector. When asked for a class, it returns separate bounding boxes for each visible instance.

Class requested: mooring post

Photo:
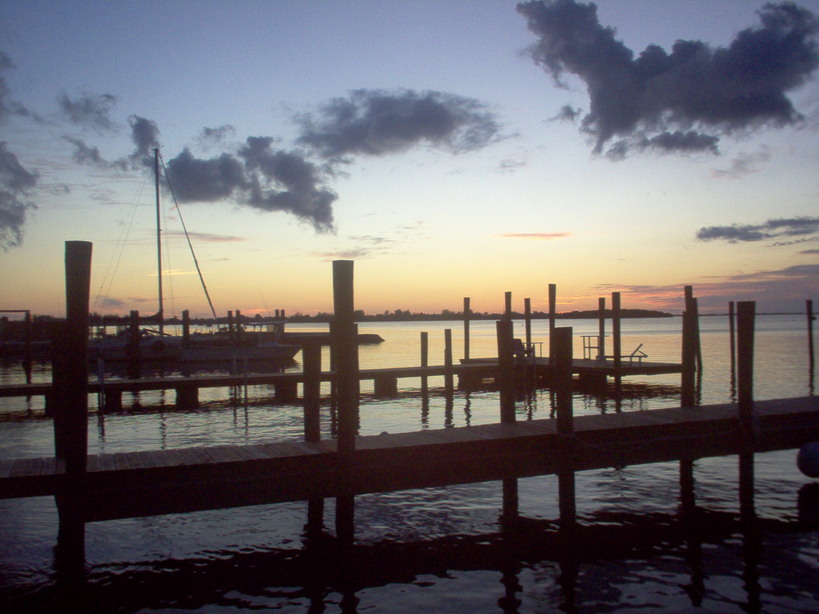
[302,342,324,536]
[729,301,736,391]
[332,260,358,544]
[182,309,190,346]
[23,310,32,383]
[681,309,697,407]
[548,283,557,365]
[554,327,575,530]
[597,297,606,361]
[504,291,512,319]
[54,240,92,578]
[463,297,471,362]
[128,309,140,378]
[808,299,815,387]
[497,317,517,523]
[737,301,756,522]
[685,286,702,375]
[496,319,515,423]
[612,292,622,395]
[420,331,429,396]
[444,328,454,396]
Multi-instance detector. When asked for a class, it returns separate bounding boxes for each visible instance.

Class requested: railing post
[463,297,471,362]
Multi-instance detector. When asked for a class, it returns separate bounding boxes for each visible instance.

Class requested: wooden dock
[1,395,816,523]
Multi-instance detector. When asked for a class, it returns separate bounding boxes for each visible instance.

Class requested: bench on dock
[606,343,647,364]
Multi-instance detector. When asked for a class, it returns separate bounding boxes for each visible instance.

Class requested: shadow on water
[4,506,816,614]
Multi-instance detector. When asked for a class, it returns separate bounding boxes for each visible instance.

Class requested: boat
[91,149,300,367]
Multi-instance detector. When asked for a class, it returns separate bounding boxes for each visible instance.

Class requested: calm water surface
[0,315,817,612]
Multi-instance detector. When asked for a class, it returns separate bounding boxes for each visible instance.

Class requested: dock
[2,396,817,523]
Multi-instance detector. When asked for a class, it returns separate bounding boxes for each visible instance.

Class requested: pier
[0,242,816,567]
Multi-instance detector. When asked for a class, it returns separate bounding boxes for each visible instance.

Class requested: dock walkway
[2,396,816,523]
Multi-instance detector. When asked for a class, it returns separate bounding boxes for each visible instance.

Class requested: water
[1,314,817,612]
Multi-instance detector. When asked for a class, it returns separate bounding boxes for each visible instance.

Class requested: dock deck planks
[0,396,815,521]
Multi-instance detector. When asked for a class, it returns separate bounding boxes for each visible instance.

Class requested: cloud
[198,125,236,145]
[711,147,771,178]
[0,52,32,123]
[0,141,38,249]
[517,1,819,157]
[696,216,819,242]
[296,88,501,160]
[550,104,581,122]
[64,114,161,171]
[58,91,117,131]
[496,232,571,239]
[166,137,337,232]
[164,230,245,243]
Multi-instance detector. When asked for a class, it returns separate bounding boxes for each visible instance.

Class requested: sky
[1,0,818,318]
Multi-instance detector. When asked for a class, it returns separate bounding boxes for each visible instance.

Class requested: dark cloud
[166,137,337,232]
[199,125,236,144]
[0,52,32,123]
[296,89,501,160]
[0,141,38,249]
[58,91,117,131]
[127,115,161,167]
[551,104,581,121]
[517,1,819,156]
[696,216,819,242]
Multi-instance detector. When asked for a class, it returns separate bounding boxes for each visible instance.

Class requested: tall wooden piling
[504,291,512,318]
[524,298,532,350]
[497,317,517,523]
[681,309,697,408]
[612,292,622,395]
[553,327,575,530]
[496,319,515,424]
[444,329,454,396]
[420,332,429,396]
[332,260,358,544]
[684,286,702,374]
[302,342,324,536]
[737,301,756,522]
[128,310,140,378]
[597,297,606,360]
[182,309,190,346]
[808,300,815,387]
[548,284,557,364]
[53,241,92,475]
[463,297,471,362]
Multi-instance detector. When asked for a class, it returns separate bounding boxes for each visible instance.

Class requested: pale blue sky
[1,0,817,317]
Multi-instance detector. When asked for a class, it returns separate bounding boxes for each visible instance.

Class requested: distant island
[284,308,674,323]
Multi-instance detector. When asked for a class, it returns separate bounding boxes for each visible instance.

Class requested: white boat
[180,321,299,363]
[89,327,182,362]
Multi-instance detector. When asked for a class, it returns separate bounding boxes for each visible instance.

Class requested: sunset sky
[1,0,818,318]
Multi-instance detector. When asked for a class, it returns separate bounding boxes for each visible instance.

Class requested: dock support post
[332,260,358,545]
[175,383,199,410]
[128,310,140,379]
[684,286,703,375]
[681,308,697,407]
[612,292,622,398]
[548,284,557,365]
[463,297,471,362]
[444,328,454,396]
[554,327,575,531]
[497,318,517,523]
[597,297,606,361]
[808,299,815,391]
[729,302,736,396]
[497,319,515,423]
[420,332,429,396]
[737,301,756,523]
[182,309,190,346]
[275,381,298,403]
[302,343,324,536]
[54,240,92,579]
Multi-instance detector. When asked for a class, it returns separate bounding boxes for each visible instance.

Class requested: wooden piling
[302,342,324,536]
[463,297,471,362]
[548,284,557,364]
[612,292,622,395]
[128,310,140,378]
[332,260,357,544]
[553,327,575,529]
[684,286,702,374]
[496,319,515,424]
[504,291,512,319]
[444,328,454,396]
[808,299,815,385]
[737,301,756,522]
[681,309,697,407]
[54,241,92,476]
[597,297,606,361]
[420,332,429,396]
[182,309,190,346]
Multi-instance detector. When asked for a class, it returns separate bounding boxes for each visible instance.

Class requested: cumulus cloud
[0,52,32,123]
[0,141,38,249]
[296,88,501,160]
[696,216,819,242]
[517,0,819,157]
[166,137,337,232]
[58,91,117,131]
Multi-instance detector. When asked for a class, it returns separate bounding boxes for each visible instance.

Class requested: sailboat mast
[154,148,164,334]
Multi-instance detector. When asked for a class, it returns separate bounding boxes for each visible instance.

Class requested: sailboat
[91,149,300,366]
